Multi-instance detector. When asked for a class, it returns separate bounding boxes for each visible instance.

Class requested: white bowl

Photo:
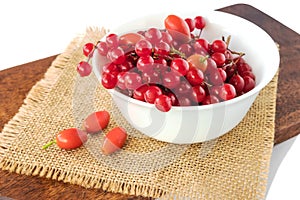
[92,11,279,144]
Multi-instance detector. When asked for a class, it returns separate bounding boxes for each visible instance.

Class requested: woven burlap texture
[0,28,278,200]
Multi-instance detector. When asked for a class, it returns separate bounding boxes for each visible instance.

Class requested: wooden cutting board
[0,3,299,200]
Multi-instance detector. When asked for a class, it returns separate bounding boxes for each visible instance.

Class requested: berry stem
[199,55,209,63]
[170,47,186,58]
[198,29,203,38]
[42,140,56,150]
[225,35,231,47]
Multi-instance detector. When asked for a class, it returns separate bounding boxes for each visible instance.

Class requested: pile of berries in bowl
[78,11,279,144]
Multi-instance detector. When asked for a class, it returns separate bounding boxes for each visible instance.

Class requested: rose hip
[102,127,127,155]
[83,111,110,133]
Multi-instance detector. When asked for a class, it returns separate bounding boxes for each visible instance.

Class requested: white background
[0,1,299,199]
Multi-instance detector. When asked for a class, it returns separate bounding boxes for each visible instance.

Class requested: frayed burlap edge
[0,161,165,198]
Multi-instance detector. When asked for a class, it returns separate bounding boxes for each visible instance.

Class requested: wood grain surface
[0,4,299,200]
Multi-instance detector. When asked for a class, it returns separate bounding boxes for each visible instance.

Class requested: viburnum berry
[83,43,94,57]
[106,33,119,48]
[124,72,142,90]
[211,39,227,53]
[77,61,92,77]
[154,94,172,112]
[144,85,162,104]
[219,83,237,101]
[96,41,109,56]
[186,67,204,86]
[185,18,195,32]
[202,95,220,105]
[107,47,126,64]
[133,84,149,101]
[135,39,152,57]
[194,16,206,29]
[102,72,118,89]
[229,74,245,93]
[170,58,189,76]
[144,28,162,44]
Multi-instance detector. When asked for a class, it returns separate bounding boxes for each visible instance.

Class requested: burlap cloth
[0,28,278,200]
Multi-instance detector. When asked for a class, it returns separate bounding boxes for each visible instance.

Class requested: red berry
[184,18,195,32]
[208,68,224,85]
[177,96,193,106]
[102,127,127,155]
[144,85,162,104]
[194,38,209,53]
[142,68,161,84]
[178,43,193,57]
[166,92,179,106]
[219,83,236,100]
[77,61,92,77]
[55,128,88,150]
[96,41,109,56]
[83,111,110,133]
[162,71,181,89]
[229,74,245,93]
[205,58,218,74]
[102,72,118,89]
[218,68,227,82]
[202,95,220,105]
[124,72,142,90]
[211,39,227,53]
[102,62,119,74]
[240,70,256,80]
[175,80,193,97]
[186,67,204,86]
[106,33,119,48]
[116,72,127,90]
[133,84,149,101]
[154,57,167,66]
[83,43,94,57]
[237,63,252,74]
[211,52,226,66]
[107,47,126,64]
[243,76,255,93]
[170,58,189,76]
[118,61,134,72]
[194,16,206,29]
[135,39,153,57]
[192,85,206,103]
[161,31,173,45]
[136,56,154,72]
[155,94,172,112]
[144,28,162,44]
[154,41,170,56]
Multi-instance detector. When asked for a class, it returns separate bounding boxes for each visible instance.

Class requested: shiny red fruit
[170,58,189,76]
[155,95,172,112]
[83,111,110,133]
[56,128,87,150]
[77,61,92,77]
[194,16,206,29]
[164,14,191,43]
[83,43,94,57]
[219,83,237,100]
[102,127,127,155]
[144,85,162,104]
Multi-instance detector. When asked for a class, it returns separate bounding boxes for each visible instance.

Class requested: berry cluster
[77,15,256,112]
